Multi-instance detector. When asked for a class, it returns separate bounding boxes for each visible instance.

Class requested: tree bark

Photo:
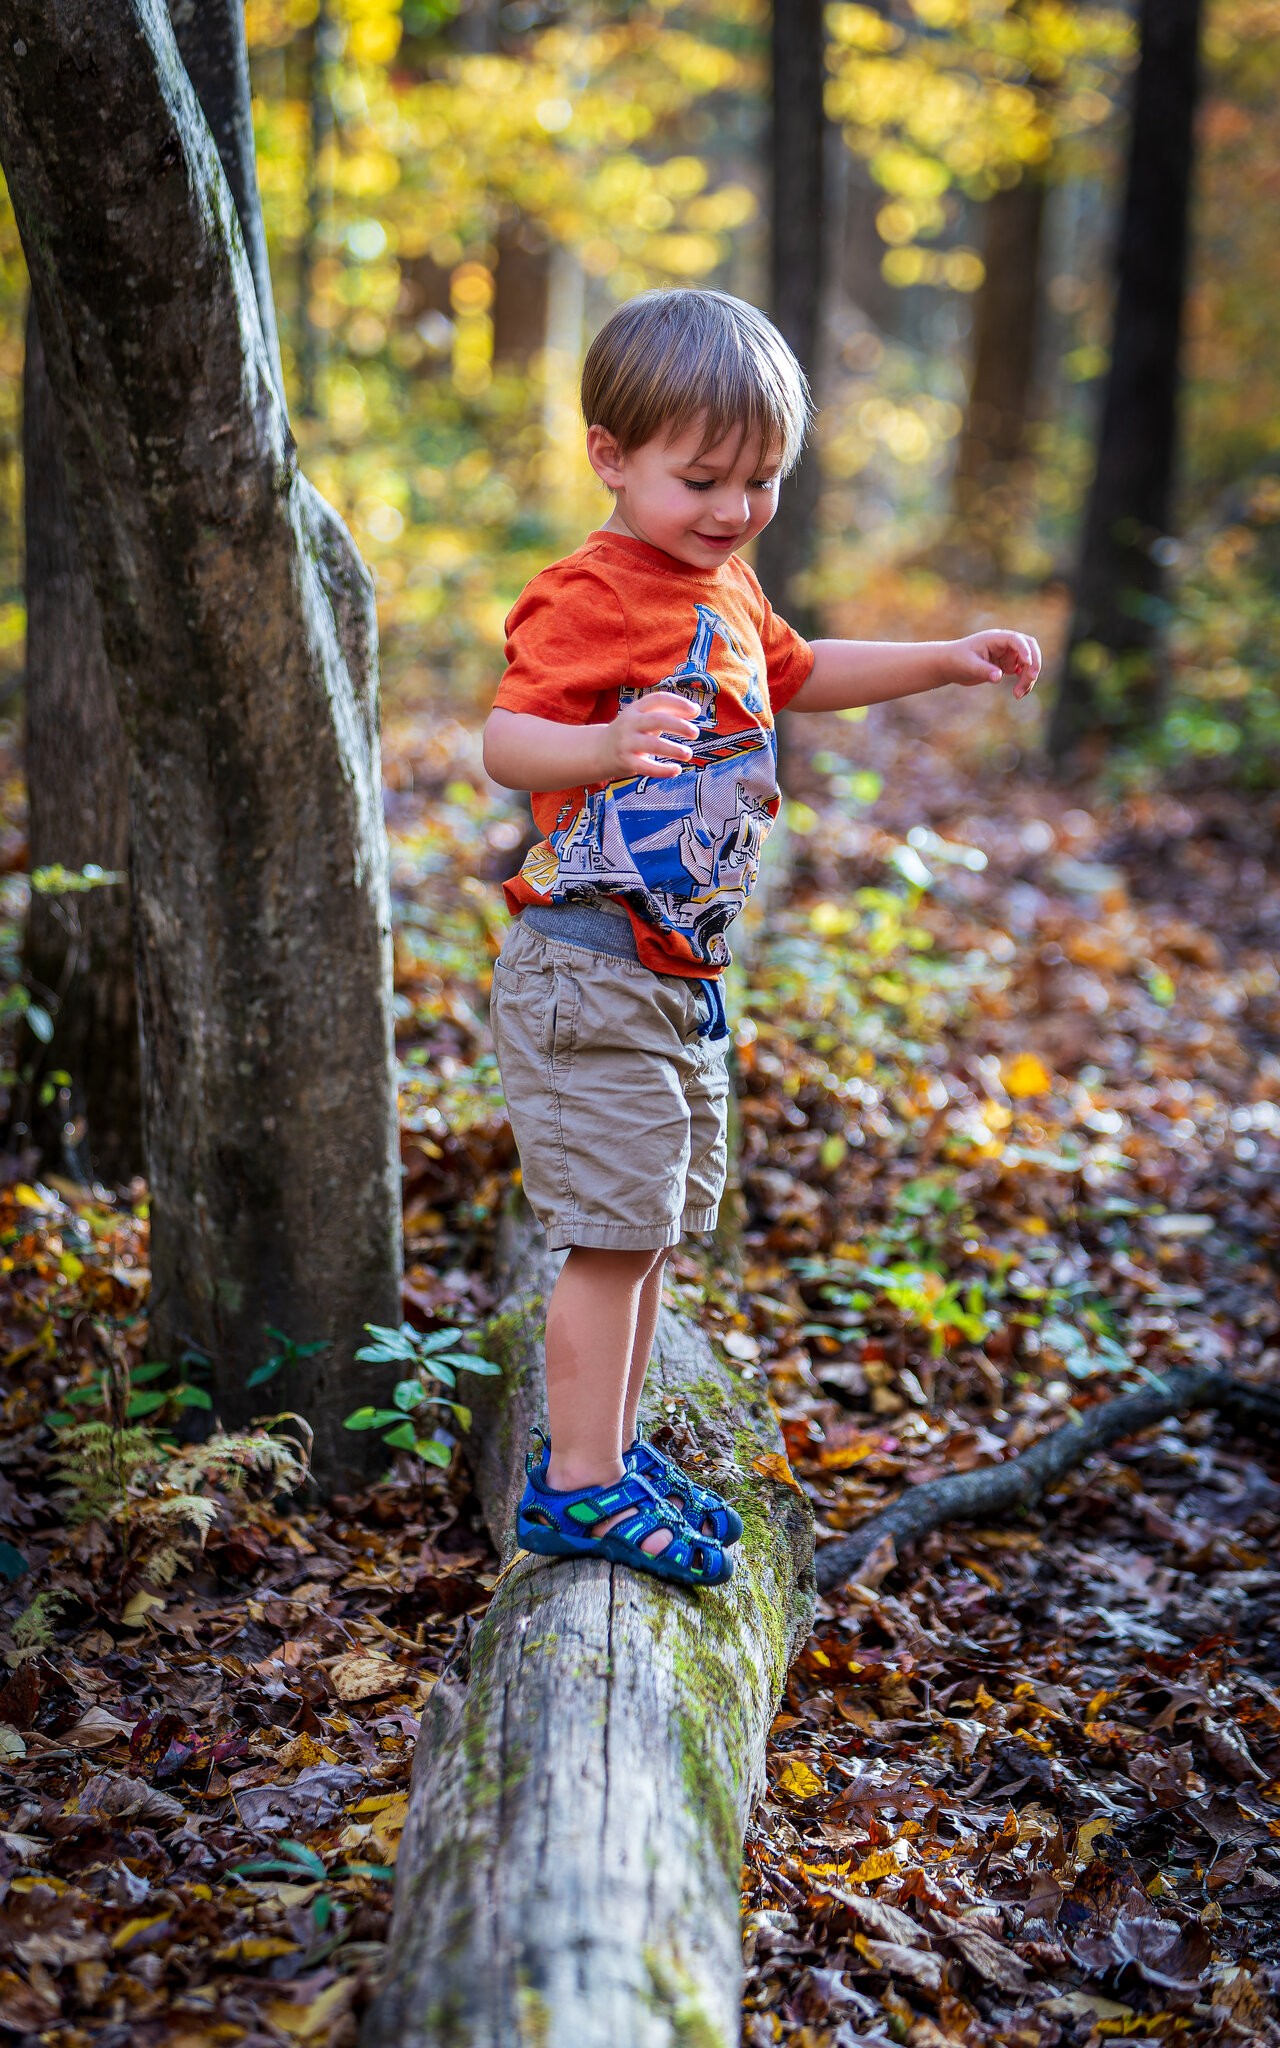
[17,302,140,1185]
[755,0,826,651]
[1048,0,1204,765]
[296,0,337,421]
[168,0,285,403]
[815,1366,1280,1594]
[364,1205,815,2048]
[14,0,285,1186]
[0,0,401,1482]
[949,172,1047,579]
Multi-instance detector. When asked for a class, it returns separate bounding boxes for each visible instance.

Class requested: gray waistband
[520,899,640,963]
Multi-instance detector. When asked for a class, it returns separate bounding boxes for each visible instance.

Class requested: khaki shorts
[489,913,730,1253]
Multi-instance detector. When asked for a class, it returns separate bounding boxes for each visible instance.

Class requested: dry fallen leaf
[327,1649,404,1700]
[752,1451,803,1492]
[776,1757,825,1800]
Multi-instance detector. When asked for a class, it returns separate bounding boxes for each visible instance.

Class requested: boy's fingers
[636,708,698,737]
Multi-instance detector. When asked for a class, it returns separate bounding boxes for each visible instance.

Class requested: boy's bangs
[582,289,812,475]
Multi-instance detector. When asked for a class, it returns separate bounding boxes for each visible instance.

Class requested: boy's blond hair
[581,288,812,476]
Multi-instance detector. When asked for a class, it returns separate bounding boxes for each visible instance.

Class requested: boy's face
[586,416,783,570]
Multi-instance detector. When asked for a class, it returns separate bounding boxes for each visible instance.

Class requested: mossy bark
[365,1206,815,2048]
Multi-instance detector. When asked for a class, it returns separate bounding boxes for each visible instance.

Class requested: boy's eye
[751,477,778,492]
[682,479,714,492]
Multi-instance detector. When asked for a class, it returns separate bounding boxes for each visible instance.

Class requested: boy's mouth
[692,531,741,548]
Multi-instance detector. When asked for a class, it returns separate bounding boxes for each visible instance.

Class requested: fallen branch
[816,1366,1280,1594]
[364,1203,815,2048]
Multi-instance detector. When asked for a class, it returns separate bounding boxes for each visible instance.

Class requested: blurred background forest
[0,0,1277,776]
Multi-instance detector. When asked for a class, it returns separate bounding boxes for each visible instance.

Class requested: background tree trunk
[755,0,827,652]
[297,0,337,421]
[0,0,402,1482]
[14,0,287,1187]
[949,172,1047,579]
[16,304,139,1185]
[168,0,285,402]
[1048,0,1204,765]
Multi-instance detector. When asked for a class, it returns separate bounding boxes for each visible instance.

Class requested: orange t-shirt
[493,530,814,980]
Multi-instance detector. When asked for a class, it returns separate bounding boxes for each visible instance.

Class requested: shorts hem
[543,1217,682,1253]
[680,1205,719,1233]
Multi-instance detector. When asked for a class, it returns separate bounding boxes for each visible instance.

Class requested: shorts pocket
[543,968,579,1065]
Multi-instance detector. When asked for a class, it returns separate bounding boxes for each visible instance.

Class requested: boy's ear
[586,424,626,490]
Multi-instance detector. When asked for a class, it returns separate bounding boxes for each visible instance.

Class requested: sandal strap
[630,1434,726,1514]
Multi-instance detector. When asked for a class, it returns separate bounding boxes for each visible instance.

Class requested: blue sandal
[626,1431,744,1546]
[517,1437,733,1589]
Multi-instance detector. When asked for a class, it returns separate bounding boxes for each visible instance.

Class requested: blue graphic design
[518,604,779,967]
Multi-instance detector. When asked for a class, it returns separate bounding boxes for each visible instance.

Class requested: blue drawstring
[694,976,729,1043]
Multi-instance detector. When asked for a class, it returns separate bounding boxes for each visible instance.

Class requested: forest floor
[0,577,1278,2048]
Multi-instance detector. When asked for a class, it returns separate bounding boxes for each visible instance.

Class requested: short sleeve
[492,567,629,724]
[755,585,815,713]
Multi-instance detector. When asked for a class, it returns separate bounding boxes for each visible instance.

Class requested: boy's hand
[951,630,1041,699]
[600,690,701,780]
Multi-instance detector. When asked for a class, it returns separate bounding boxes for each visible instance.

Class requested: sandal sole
[516,1519,734,1589]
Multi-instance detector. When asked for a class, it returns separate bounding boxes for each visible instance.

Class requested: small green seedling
[247,1326,331,1389]
[345,1321,501,1469]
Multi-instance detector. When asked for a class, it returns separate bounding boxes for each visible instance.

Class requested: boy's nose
[711,493,749,527]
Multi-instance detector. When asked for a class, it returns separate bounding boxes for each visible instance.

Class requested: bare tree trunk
[949,172,1047,579]
[1048,0,1204,766]
[16,302,140,1185]
[297,0,337,421]
[14,0,286,1186]
[168,0,285,402]
[755,0,826,652]
[0,0,401,1482]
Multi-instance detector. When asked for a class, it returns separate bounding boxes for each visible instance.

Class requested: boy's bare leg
[621,1245,716,1535]
[544,1244,672,1554]
[621,1248,670,1450]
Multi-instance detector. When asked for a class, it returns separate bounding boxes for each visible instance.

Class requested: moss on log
[364,1207,815,2048]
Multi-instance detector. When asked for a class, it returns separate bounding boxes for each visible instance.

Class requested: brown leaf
[327,1649,403,1700]
[948,1925,1029,1991]
[852,1933,944,1992]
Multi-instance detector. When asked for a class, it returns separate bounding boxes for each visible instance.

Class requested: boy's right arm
[482,694,700,794]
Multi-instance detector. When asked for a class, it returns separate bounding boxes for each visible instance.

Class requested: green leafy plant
[10,1588,71,1659]
[345,1320,500,1469]
[45,1338,309,1596]
[226,1838,393,1944]
[48,1355,212,1431]
[247,1326,331,1390]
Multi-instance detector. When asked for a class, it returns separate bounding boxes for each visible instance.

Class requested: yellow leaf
[120,1590,165,1629]
[214,1936,301,1963]
[776,1758,824,1800]
[269,1977,357,2042]
[351,1792,408,1818]
[59,1251,85,1281]
[1076,1816,1113,1863]
[111,1914,171,1950]
[1002,1052,1053,1097]
[846,1842,909,1884]
[752,1452,802,1492]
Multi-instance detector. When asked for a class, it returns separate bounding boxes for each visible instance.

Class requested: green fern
[50,1421,161,1526]
[10,1588,70,1658]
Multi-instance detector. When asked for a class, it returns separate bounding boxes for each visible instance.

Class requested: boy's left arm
[788,630,1041,714]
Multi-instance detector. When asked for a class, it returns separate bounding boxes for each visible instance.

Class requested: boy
[483,288,1039,1589]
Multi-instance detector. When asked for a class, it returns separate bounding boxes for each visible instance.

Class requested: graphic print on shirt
[516,603,778,968]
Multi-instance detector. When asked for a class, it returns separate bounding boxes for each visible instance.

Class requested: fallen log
[816,1365,1280,1593]
[364,1203,815,2048]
